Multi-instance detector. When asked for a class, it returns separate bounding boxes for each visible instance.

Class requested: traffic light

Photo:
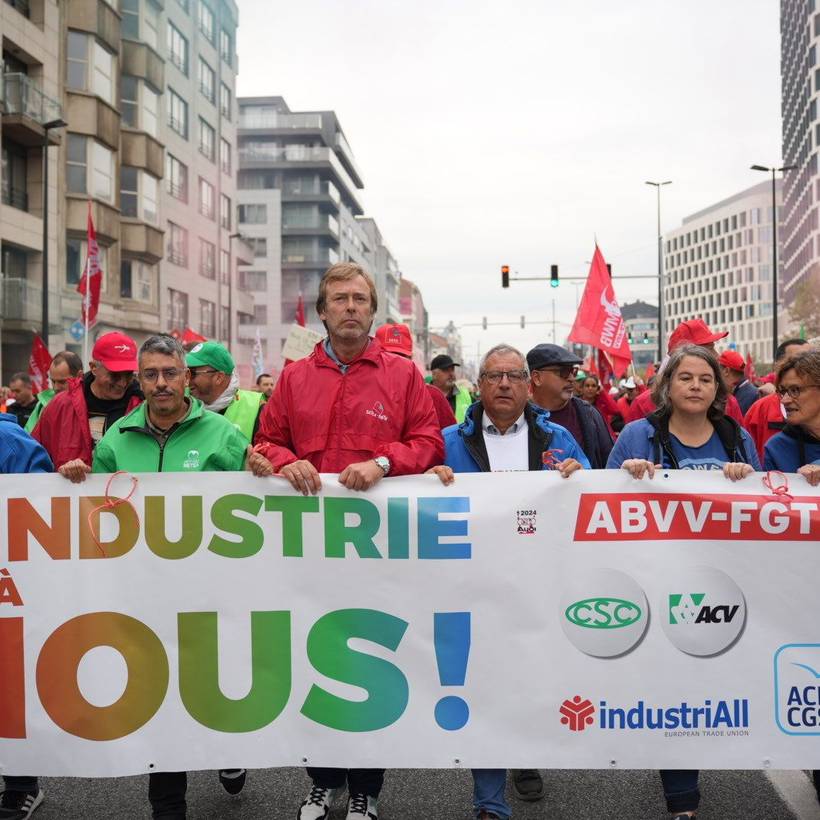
[501,265,510,288]
[642,332,650,344]
[607,263,612,277]
[550,264,559,288]
[520,315,525,329]
[482,316,487,330]
[628,332,634,344]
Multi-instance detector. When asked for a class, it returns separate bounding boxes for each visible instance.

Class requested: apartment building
[0,0,62,379]
[620,300,658,370]
[663,180,782,364]
[357,216,401,326]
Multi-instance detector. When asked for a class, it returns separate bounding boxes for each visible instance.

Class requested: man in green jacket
[92,333,249,819]
[184,340,264,443]
[430,354,472,423]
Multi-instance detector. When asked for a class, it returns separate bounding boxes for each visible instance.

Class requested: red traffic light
[501,265,510,288]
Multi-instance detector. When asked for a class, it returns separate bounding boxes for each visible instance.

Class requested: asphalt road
[26,767,816,819]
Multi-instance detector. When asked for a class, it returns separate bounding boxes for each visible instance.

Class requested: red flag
[295,292,306,328]
[181,327,207,344]
[28,335,52,394]
[568,246,632,376]
[745,353,756,382]
[77,205,102,328]
[597,348,613,386]
[644,362,656,381]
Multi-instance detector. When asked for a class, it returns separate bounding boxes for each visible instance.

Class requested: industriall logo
[366,401,388,422]
[558,695,750,737]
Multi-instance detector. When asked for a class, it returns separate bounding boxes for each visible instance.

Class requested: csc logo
[565,598,642,630]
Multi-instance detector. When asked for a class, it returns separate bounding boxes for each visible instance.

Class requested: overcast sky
[237,0,781,367]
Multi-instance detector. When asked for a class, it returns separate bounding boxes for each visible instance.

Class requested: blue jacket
[764,425,820,472]
[0,412,53,474]
[442,401,591,473]
[607,416,760,470]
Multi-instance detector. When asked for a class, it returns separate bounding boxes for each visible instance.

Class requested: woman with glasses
[606,344,759,820]
[763,349,820,486]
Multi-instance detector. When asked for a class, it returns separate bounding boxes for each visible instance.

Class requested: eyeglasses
[536,365,579,380]
[141,368,185,383]
[776,383,820,399]
[188,368,219,379]
[480,369,529,384]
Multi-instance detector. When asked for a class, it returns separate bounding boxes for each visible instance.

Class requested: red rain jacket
[255,339,443,474]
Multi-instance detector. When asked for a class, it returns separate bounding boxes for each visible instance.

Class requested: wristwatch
[374,456,391,475]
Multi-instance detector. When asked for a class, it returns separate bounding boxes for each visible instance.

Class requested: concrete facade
[620,300,658,371]
[663,180,782,365]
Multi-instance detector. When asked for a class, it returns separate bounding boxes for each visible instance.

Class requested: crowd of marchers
[1,261,820,820]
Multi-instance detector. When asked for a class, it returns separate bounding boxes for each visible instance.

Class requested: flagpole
[82,256,90,365]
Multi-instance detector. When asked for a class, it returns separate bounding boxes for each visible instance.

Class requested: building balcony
[334,131,363,188]
[281,248,339,270]
[66,0,120,53]
[65,92,119,150]
[1,183,28,211]
[121,129,164,178]
[2,74,63,146]
[280,179,341,209]
[282,213,339,238]
[4,0,31,17]
[121,40,164,93]
[121,221,164,263]
[238,110,322,131]
[0,276,51,329]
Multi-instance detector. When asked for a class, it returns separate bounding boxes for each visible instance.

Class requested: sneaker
[511,768,545,802]
[346,792,378,819]
[218,768,246,795]
[0,789,44,819]
[298,785,338,820]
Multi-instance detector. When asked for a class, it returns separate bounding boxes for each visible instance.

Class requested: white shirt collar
[482,411,525,436]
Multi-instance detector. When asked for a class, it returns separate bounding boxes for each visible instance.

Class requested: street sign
[69,320,85,341]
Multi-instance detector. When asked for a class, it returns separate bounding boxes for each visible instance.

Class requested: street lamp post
[41,118,67,348]
[750,164,797,361]
[646,180,672,363]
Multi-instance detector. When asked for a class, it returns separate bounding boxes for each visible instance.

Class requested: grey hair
[650,343,728,422]
[139,333,187,364]
[479,344,528,377]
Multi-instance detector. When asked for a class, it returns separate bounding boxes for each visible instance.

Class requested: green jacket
[24,389,55,433]
[92,398,248,473]
[223,388,264,442]
[453,385,472,423]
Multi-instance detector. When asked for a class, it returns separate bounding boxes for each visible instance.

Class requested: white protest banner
[280,324,323,362]
[2,469,820,777]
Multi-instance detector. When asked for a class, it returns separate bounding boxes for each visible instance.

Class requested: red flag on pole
[181,327,207,344]
[644,362,656,381]
[568,246,632,376]
[597,348,613,387]
[28,335,52,394]
[295,292,306,328]
[77,205,102,328]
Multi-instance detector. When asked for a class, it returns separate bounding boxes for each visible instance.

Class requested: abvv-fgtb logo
[559,696,595,731]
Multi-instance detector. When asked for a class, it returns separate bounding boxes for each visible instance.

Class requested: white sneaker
[346,793,378,819]
[298,785,338,820]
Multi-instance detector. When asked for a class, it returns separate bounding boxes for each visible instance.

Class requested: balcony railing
[1,184,28,211]
[3,73,63,125]
[239,111,322,130]
[0,277,40,323]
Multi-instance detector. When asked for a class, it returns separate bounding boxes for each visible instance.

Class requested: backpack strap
[646,412,679,469]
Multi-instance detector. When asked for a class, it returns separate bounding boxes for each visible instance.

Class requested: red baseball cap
[92,331,138,372]
[667,318,729,352]
[375,323,413,358]
[718,350,746,372]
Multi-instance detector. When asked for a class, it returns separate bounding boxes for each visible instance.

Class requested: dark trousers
[307,767,385,798]
[2,776,38,794]
[148,771,187,818]
[659,769,700,813]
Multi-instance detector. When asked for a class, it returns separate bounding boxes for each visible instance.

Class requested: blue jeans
[659,769,700,813]
[472,769,510,819]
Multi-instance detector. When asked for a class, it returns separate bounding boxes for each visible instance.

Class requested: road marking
[765,770,820,819]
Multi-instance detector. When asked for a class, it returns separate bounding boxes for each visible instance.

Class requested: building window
[1,139,28,210]
[199,238,215,279]
[249,237,267,257]
[239,270,267,291]
[120,167,158,224]
[121,258,154,302]
[167,222,188,266]
[92,141,114,201]
[199,299,216,337]
[168,88,188,138]
[167,22,188,74]
[219,28,232,64]
[66,136,114,202]
[220,83,231,120]
[66,33,116,105]
[198,58,215,103]
[238,204,267,224]
[198,118,215,160]
[198,178,214,219]
[220,194,231,229]
[198,2,214,42]
[165,153,188,201]
[121,0,139,39]
[220,305,229,339]
[66,239,108,288]
[169,288,188,329]
[220,138,231,174]
[220,249,229,283]
[120,76,159,137]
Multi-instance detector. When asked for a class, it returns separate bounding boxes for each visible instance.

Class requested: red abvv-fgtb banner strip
[573,493,820,541]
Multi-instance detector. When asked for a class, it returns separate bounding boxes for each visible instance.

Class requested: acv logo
[559,569,648,658]
[669,594,740,625]
[559,695,596,731]
[661,567,745,657]
[565,598,642,630]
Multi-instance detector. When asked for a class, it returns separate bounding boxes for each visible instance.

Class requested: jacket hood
[458,400,551,438]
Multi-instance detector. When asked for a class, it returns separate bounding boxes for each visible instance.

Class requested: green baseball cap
[186,341,235,374]
[575,369,587,381]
